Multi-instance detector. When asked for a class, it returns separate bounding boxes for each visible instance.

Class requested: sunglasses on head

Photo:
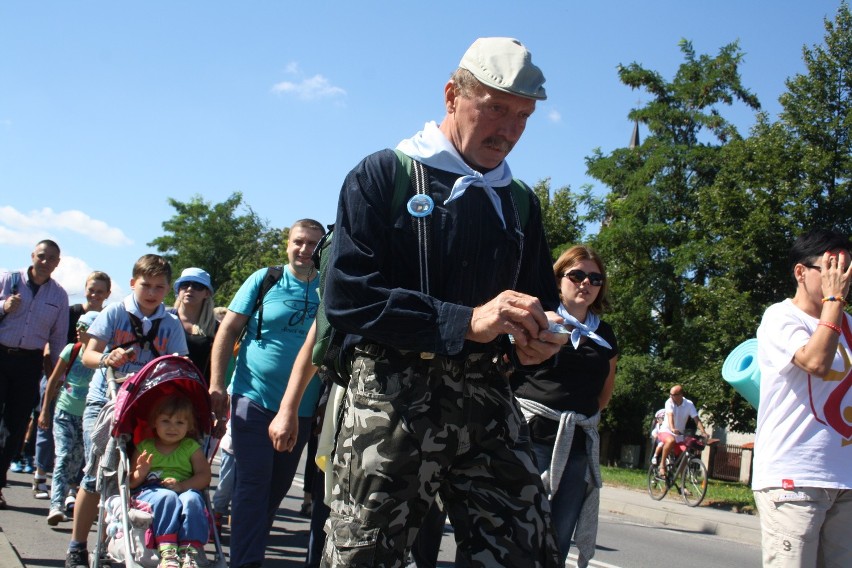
[563,269,604,287]
[178,281,207,291]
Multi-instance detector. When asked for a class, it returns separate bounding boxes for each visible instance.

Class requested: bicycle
[647,434,716,507]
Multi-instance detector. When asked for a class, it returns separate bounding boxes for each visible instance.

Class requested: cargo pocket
[325,515,380,567]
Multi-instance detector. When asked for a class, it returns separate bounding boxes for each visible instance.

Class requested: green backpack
[311,150,531,387]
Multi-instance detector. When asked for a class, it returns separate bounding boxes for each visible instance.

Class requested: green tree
[532,178,584,258]
[148,193,286,305]
[778,0,852,233]
[585,39,762,439]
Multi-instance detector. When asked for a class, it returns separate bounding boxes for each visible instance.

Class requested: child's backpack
[311,149,532,387]
[114,314,163,357]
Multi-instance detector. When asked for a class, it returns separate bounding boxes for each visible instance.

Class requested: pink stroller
[91,355,225,568]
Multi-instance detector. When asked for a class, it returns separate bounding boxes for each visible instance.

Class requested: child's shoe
[158,544,180,568]
[33,477,50,499]
[47,507,68,526]
[178,546,199,568]
[21,456,35,474]
[9,459,24,473]
[65,492,76,516]
[64,547,88,568]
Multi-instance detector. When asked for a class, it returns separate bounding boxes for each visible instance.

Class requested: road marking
[566,552,624,568]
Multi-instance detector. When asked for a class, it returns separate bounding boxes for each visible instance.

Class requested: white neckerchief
[396,121,514,228]
[557,304,612,351]
[122,294,166,335]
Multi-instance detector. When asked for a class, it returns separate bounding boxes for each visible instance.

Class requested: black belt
[354,343,501,367]
[0,344,43,357]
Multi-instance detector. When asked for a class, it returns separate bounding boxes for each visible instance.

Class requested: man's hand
[467,291,552,345]
[269,407,299,452]
[209,388,229,422]
[514,310,568,365]
[2,294,21,314]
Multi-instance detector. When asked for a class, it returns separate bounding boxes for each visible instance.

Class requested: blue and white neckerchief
[396,121,514,228]
[557,304,613,351]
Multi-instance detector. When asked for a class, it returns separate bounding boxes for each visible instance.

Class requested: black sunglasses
[563,269,604,287]
[178,281,208,291]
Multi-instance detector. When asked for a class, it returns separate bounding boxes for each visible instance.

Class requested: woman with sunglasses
[512,244,618,566]
[171,268,217,382]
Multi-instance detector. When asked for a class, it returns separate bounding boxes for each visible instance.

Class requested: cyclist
[657,385,707,477]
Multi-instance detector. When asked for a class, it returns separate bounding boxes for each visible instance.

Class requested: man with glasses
[209,218,325,568]
[657,385,708,477]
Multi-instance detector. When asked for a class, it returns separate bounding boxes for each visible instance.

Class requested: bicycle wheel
[680,457,708,507]
[647,463,669,500]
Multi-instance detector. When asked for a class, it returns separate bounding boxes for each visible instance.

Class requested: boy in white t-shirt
[754,229,852,567]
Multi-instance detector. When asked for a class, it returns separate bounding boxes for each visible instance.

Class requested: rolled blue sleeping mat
[721,338,760,409]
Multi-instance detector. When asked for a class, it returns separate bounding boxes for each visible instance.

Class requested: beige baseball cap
[459,37,547,101]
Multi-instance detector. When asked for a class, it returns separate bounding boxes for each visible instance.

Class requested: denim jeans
[532,442,590,563]
[211,449,234,515]
[135,487,208,546]
[34,376,55,473]
[50,410,85,511]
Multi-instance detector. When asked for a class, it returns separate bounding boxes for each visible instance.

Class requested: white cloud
[53,255,125,306]
[271,62,346,101]
[0,206,133,246]
[548,109,562,123]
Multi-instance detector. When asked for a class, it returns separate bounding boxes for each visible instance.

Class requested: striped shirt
[0,268,69,366]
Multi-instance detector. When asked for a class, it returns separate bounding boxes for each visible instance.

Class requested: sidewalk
[600,484,761,546]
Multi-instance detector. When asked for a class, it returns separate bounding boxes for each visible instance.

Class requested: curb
[601,496,762,546]
[0,528,25,568]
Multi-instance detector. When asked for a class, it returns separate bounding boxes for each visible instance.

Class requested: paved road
[0,453,760,567]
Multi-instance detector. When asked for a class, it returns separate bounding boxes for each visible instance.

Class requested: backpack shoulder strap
[115,312,162,357]
[509,179,531,229]
[392,148,415,216]
[251,265,284,341]
[63,342,83,381]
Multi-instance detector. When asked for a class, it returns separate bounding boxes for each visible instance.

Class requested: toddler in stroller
[91,355,223,568]
[129,393,211,568]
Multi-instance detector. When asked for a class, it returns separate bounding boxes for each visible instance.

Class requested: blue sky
[0,1,842,305]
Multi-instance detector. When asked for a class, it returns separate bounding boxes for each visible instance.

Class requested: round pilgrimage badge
[407,194,435,218]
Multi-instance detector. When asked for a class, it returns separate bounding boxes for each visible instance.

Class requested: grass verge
[601,465,757,514]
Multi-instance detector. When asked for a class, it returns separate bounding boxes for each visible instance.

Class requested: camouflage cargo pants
[322,346,560,568]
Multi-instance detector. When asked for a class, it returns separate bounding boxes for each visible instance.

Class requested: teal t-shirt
[56,342,95,416]
[229,267,321,415]
[137,437,200,483]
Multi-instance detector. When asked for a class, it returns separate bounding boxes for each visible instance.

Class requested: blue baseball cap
[173,267,214,295]
[77,310,100,329]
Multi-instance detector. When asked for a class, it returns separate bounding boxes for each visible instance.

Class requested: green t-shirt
[137,437,200,483]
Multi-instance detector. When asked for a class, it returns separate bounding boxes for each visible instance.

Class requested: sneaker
[9,460,24,473]
[21,456,35,474]
[48,507,68,526]
[651,456,657,465]
[179,546,199,568]
[65,548,88,568]
[33,478,50,499]
[159,544,180,568]
[65,493,76,516]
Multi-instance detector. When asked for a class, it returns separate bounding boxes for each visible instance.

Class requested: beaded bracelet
[822,296,847,305]
[818,321,842,334]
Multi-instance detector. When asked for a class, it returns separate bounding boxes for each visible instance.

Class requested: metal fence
[711,444,743,482]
